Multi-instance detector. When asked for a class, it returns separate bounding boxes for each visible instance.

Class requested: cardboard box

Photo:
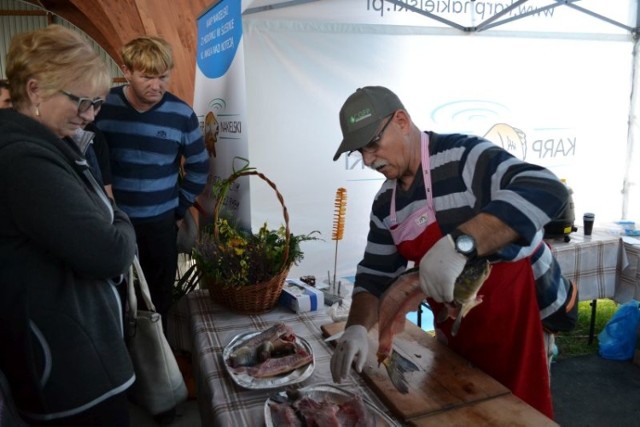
[279,279,324,313]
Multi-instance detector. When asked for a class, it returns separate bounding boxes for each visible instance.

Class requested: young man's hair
[121,36,173,75]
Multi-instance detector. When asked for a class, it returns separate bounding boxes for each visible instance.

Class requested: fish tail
[383,350,419,394]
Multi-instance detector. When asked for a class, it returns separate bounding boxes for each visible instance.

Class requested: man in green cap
[329,86,577,419]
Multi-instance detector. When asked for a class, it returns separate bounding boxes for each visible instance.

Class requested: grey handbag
[126,256,188,415]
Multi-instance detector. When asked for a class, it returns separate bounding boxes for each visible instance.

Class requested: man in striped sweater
[329,86,577,419]
[96,36,209,331]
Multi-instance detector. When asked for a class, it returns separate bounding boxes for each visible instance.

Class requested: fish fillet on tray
[265,384,399,426]
[222,323,315,389]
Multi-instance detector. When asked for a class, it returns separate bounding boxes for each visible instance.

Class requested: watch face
[457,235,475,253]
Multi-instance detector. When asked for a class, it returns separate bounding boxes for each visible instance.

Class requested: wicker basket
[204,170,290,314]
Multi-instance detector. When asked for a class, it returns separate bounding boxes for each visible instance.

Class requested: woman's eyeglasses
[61,91,105,113]
[348,113,395,157]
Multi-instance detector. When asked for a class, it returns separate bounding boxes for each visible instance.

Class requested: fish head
[453,258,492,305]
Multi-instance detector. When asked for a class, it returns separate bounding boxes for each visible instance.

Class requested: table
[185,289,393,426]
[545,229,627,302]
[185,289,557,426]
[545,229,628,343]
[616,237,640,302]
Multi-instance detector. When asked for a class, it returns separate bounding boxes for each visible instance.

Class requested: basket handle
[212,170,290,271]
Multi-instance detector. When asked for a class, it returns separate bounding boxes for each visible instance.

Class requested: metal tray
[264,384,399,426]
[222,331,315,389]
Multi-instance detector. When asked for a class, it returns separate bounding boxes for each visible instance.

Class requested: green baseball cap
[333,86,404,161]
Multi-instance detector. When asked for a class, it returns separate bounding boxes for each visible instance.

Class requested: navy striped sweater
[355,131,571,319]
[95,86,209,221]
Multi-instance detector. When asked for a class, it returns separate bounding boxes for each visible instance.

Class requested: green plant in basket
[174,159,320,299]
[193,219,318,288]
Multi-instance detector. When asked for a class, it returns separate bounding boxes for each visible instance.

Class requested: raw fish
[228,323,295,368]
[376,268,423,365]
[380,350,419,394]
[436,258,492,336]
[247,348,313,378]
[376,259,493,382]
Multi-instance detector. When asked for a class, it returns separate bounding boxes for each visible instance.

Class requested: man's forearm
[346,292,380,331]
[457,212,519,257]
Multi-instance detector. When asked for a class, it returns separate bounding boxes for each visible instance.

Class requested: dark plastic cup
[583,213,595,236]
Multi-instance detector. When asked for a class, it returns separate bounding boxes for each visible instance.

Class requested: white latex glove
[419,234,468,302]
[330,325,369,383]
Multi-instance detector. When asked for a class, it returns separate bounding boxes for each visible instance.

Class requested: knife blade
[324,330,344,342]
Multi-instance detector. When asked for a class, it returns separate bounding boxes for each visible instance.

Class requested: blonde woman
[0,25,137,426]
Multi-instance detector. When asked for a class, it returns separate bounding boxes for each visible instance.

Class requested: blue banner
[197,0,243,78]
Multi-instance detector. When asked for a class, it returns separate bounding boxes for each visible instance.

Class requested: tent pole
[623,29,640,219]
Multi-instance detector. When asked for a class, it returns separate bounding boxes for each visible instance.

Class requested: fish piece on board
[380,350,420,394]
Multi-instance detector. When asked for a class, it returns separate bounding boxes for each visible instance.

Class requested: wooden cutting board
[322,320,511,422]
[407,394,559,426]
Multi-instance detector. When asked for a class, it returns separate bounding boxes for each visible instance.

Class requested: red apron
[388,132,554,418]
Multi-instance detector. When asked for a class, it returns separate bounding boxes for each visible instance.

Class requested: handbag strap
[128,255,157,314]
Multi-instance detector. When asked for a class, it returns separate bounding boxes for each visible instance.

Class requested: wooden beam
[30,0,215,105]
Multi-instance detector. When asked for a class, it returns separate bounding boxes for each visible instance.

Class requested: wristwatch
[450,229,477,259]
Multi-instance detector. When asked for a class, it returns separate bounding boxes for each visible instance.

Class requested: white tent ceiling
[210,0,640,279]
[244,0,639,35]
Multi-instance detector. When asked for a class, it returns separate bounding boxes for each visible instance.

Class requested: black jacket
[0,109,137,421]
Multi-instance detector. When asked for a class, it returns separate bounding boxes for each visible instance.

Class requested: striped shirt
[95,87,209,220]
[355,131,571,319]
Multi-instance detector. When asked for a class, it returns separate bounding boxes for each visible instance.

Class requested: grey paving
[551,354,640,426]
